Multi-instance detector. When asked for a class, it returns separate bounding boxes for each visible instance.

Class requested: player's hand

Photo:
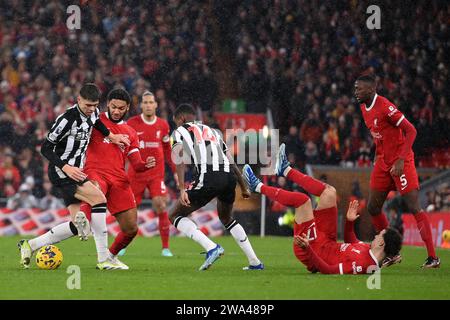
[294,234,310,249]
[390,158,404,177]
[62,164,87,182]
[108,133,130,147]
[241,187,251,199]
[180,189,191,207]
[346,200,360,221]
[145,156,156,168]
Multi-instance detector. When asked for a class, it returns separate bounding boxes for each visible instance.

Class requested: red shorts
[293,206,338,272]
[130,176,167,205]
[85,169,136,215]
[370,158,419,195]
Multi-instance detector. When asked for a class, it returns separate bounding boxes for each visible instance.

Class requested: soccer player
[354,75,440,268]
[81,88,155,270]
[243,144,403,274]
[169,104,263,271]
[18,83,130,269]
[126,91,178,257]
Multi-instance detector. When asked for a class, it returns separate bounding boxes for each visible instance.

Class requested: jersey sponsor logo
[139,141,160,148]
[352,261,363,274]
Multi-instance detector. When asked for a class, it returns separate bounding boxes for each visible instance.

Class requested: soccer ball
[36,245,63,270]
[443,230,450,243]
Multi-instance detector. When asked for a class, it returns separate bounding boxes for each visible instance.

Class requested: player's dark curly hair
[174,103,196,118]
[383,227,403,258]
[356,74,376,84]
[80,83,101,101]
[107,88,131,105]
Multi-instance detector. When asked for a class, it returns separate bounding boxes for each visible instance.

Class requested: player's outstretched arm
[344,200,361,243]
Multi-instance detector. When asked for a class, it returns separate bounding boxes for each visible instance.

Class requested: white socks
[29,221,75,251]
[226,220,261,266]
[90,204,109,262]
[175,217,216,252]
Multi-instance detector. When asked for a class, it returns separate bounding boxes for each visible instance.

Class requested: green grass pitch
[0,235,448,300]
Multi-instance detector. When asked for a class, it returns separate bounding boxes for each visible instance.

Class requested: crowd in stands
[425,182,450,212]
[0,0,216,200]
[232,0,449,169]
[0,1,449,209]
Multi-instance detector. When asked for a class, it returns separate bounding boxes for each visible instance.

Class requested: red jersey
[84,113,140,180]
[126,115,175,179]
[319,241,379,274]
[360,94,414,171]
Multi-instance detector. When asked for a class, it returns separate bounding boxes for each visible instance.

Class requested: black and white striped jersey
[172,122,231,176]
[46,104,100,179]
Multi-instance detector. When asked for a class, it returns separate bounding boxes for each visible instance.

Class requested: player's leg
[75,180,110,263]
[394,161,439,267]
[367,163,393,232]
[169,191,222,270]
[217,173,263,270]
[19,203,80,269]
[149,179,172,256]
[18,182,81,268]
[243,164,311,216]
[218,200,264,270]
[275,144,327,199]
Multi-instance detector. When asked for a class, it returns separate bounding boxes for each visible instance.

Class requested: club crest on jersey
[373,118,378,127]
[156,130,161,139]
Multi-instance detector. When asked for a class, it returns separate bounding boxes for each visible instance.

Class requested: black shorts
[187,171,236,208]
[51,176,89,207]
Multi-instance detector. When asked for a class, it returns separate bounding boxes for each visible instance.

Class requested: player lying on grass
[243,144,402,274]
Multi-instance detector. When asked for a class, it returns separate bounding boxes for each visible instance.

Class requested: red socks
[260,185,309,208]
[109,231,136,256]
[371,213,389,232]
[286,168,326,196]
[159,211,170,249]
[414,212,437,259]
[79,202,92,221]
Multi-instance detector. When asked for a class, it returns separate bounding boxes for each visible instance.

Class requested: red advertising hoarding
[402,212,450,248]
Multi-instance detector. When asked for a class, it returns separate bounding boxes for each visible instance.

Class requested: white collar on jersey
[105,111,124,124]
[369,249,381,269]
[365,93,378,111]
[141,114,157,125]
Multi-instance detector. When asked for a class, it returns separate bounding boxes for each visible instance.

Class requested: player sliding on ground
[243,144,402,274]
